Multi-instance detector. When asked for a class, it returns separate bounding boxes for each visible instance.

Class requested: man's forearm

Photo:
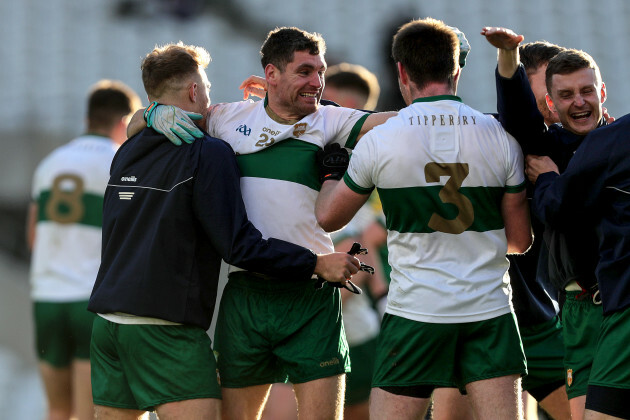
[127,108,147,138]
[497,47,519,79]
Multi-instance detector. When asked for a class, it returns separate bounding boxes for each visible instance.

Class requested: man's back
[30,135,116,301]
[346,96,525,323]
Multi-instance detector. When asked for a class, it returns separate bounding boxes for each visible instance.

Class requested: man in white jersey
[315,18,532,420]
[127,27,394,420]
[27,80,141,420]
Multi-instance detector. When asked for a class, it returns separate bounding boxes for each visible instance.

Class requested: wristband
[143,101,160,127]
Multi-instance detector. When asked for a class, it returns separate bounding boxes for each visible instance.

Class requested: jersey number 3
[424,162,473,234]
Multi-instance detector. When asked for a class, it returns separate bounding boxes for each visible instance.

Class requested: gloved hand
[316,143,350,184]
[447,26,471,68]
[144,102,204,146]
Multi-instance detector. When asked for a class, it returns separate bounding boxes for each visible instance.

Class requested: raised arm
[481,27,523,78]
[482,27,547,154]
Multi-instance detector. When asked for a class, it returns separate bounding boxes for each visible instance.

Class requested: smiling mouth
[571,111,591,120]
[300,93,318,98]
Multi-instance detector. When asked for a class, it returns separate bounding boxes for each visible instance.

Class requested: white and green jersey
[30,135,117,301]
[207,98,368,257]
[344,96,525,323]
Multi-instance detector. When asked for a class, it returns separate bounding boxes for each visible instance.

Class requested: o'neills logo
[121,176,137,182]
[567,369,573,387]
[319,357,340,367]
[293,123,307,137]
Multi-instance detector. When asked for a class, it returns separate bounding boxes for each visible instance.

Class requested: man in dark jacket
[527,114,630,420]
[483,27,608,420]
[88,42,359,420]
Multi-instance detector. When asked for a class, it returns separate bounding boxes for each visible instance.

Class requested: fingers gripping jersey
[207,99,368,256]
[345,96,526,323]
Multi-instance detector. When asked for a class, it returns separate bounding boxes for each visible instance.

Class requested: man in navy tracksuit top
[88,42,359,420]
[482,26,609,420]
[527,114,630,420]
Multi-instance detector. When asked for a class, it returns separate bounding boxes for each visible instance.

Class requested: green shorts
[345,337,378,406]
[91,316,221,411]
[589,305,630,390]
[562,291,603,399]
[519,316,565,399]
[33,300,95,367]
[372,313,526,392]
[214,272,350,388]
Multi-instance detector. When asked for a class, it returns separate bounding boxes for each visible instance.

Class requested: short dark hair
[519,41,565,75]
[325,63,381,110]
[260,27,326,71]
[141,42,210,99]
[87,80,141,132]
[391,18,459,90]
[545,49,602,94]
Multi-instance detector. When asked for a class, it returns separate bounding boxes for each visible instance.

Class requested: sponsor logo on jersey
[262,127,280,136]
[319,357,340,367]
[121,176,137,182]
[118,192,134,200]
[293,122,307,137]
[567,368,573,387]
[236,124,251,136]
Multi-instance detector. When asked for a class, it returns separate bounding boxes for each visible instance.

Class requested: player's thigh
[465,374,521,420]
[222,384,272,420]
[293,374,345,420]
[431,388,473,420]
[72,359,94,420]
[94,405,148,420]
[155,398,220,420]
[538,386,571,420]
[38,362,72,411]
[369,387,430,420]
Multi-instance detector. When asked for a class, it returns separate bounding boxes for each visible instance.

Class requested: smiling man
[544,49,606,136]
[483,27,609,420]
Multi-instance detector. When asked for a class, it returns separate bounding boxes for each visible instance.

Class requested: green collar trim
[412,95,462,104]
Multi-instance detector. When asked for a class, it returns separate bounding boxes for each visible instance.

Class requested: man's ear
[545,93,556,113]
[600,81,607,104]
[265,64,278,86]
[397,62,408,86]
[189,82,197,102]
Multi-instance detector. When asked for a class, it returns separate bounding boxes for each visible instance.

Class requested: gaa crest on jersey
[567,368,573,386]
[293,123,307,138]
